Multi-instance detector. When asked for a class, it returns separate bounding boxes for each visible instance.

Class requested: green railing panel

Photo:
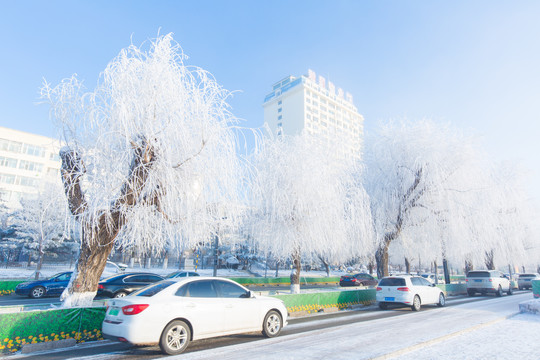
[533,280,540,299]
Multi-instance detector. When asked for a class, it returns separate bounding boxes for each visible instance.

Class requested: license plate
[109,308,119,316]
[385,297,395,301]
[474,279,482,282]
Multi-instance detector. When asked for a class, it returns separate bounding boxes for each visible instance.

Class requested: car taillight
[489,279,493,282]
[397,287,410,292]
[122,304,149,315]
[465,279,468,282]
[376,287,382,291]
[98,284,104,290]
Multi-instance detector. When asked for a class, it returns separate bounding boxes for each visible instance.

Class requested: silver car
[518,273,540,290]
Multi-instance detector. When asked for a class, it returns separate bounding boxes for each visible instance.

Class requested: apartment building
[263,69,364,161]
[0,126,62,208]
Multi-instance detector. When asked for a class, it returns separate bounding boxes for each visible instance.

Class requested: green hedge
[436,283,467,295]
[0,307,105,354]
[0,281,25,296]
[273,289,376,314]
[533,280,540,299]
[230,277,340,286]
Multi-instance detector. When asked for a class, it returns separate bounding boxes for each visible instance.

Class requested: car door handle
[186,303,196,308]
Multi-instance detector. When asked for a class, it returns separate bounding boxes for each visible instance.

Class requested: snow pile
[519,299,540,315]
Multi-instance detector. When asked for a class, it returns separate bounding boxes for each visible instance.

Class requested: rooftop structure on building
[263,69,364,161]
[0,126,63,208]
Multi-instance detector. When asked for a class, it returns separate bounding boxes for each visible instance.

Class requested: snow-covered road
[176,292,539,360]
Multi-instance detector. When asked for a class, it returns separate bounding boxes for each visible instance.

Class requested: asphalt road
[7,291,531,360]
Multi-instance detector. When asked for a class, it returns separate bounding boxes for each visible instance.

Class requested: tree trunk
[318,255,330,277]
[433,260,439,284]
[485,249,495,270]
[61,214,119,307]
[404,257,410,274]
[368,261,374,275]
[442,258,451,284]
[375,244,390,279]
[290,251,301,294]
[464,259,473,275]
[59,142,156,307]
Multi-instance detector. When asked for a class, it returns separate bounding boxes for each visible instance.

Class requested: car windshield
[49,272,66,280]
[132,281,176,297]
[379,278,406,286]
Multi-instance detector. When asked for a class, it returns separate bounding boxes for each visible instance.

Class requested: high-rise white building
[0,126,63,208]
[263,69,364,160]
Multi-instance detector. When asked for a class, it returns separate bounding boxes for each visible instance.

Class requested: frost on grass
[42,34,245,304]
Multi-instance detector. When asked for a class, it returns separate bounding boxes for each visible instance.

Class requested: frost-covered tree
[42,34,243,306]
[365,119,500,279]
[7,187,69,278]
[249,134,372,293]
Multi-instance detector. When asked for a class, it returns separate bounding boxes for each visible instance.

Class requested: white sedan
[376,275,445,311]
[102,277,288,355]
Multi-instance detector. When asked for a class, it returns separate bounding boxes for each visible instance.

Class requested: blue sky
[1,1,539,199]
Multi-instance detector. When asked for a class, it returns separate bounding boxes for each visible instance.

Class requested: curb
[21,339,76,354]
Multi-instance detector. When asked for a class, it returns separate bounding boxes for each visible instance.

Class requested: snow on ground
[170,293,539,360]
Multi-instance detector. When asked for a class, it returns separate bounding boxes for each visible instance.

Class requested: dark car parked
[15,271,72,298]
[340,273,378,287]
[166,271,200,278]
[97,272,164,298]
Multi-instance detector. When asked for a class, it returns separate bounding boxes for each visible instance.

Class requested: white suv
[466,270,512,297]
[376,275,445,311]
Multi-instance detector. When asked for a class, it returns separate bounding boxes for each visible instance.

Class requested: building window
[19,160,44,172]
[278,115,282,120]
[0,173,16,184]
[23,144,46,157]
[278,108,282,113]
[277,122,282,127]
[278,100,282,105]
[15,176,39,187]
[0,156,18,168]
[0,139,22,153]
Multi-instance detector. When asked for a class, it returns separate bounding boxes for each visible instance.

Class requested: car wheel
[437,293,446,307]
[262,310,282,338]
[496,285,503,297]
[411,295,421,311]
[30,286,46,299]
[467,289,475,297]
[378,302,387,310]
[113,291,127,298]
[507,286,513,296]
[159,320,191,355]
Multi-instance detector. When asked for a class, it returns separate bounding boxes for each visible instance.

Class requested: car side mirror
[241,291,252,298]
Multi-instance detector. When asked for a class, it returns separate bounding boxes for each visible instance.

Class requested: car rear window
[467,271,491,278]
[519,274,536,278]
[133,281,175,297]
[379,278,406,286]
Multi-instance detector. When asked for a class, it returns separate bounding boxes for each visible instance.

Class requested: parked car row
[14,269,200,299]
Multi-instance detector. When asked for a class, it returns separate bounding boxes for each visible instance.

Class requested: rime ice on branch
[248,133,373,293]
[42,34,243,306]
